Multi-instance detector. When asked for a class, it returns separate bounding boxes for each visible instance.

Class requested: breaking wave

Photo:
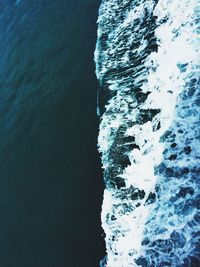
[95,0,200,266]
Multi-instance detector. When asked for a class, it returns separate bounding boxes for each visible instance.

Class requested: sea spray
[95,0,200,266]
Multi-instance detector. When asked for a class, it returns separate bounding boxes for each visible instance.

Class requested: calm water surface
[0,1,104,266]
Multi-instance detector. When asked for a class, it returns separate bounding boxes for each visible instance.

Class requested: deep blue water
[0,1,104,266]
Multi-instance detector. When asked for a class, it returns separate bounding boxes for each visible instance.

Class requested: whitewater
[95,0,200,266]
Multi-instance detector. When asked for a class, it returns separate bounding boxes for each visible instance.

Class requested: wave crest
[95,0,200,266]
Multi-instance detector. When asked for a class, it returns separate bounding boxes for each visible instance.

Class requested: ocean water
[95,0,200,266]
[0,1,105,266]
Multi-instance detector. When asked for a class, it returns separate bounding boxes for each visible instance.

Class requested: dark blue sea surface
[0,0,104,266]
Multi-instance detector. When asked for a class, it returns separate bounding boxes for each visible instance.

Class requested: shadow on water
[0,0,105,266]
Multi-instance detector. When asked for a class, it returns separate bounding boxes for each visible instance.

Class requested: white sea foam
[95,0,200,266]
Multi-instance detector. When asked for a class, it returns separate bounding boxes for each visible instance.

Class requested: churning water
[95,0,200,266]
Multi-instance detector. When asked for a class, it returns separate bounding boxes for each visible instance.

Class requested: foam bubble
[95,0,200,266]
